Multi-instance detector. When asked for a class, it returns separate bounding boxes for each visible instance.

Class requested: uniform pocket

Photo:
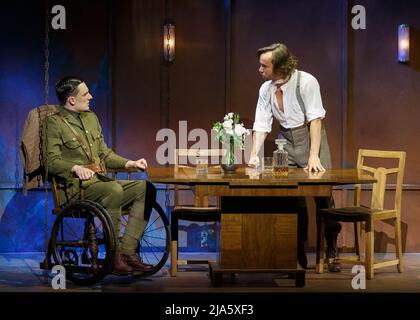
[90,130,102,157]
[91,130,102,141]
[62,135,81,149]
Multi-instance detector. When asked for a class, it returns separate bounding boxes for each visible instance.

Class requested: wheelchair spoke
[142,234,167,241]
[141,237,162,263]
[142,225,166,234]
[143,215,161,233]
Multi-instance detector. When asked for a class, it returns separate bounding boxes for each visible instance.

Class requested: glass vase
[222,136,237,174]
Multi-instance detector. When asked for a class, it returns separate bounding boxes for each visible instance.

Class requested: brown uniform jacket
[20,105,58,194]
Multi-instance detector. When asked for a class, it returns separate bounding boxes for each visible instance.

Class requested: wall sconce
[163,22,175,63]
[398,24,410,63]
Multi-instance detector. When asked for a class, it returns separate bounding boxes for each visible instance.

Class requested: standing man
[249,43,341,272]
[43,76,153,276]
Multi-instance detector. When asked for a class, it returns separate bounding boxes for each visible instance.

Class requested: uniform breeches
[83,179,147,255]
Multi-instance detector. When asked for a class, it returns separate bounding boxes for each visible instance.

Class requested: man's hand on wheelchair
[72,165,95,180]
[125,158,148,171]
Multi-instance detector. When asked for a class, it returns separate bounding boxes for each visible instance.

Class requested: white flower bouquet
[212,112,250,167]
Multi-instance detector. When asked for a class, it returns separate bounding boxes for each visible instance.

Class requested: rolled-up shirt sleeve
[302,75,326,123]
[252,82,273,133]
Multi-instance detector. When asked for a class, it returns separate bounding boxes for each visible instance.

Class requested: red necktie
[275,85,284,113]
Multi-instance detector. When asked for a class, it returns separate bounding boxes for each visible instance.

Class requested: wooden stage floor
[1,252,420,293]
[2,252,420,317]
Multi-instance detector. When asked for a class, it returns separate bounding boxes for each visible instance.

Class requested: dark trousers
[279,124,341,251]
[314,197,341,249]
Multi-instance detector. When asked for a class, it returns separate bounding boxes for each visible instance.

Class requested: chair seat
[321,206,383,222]
[172,206,221,223]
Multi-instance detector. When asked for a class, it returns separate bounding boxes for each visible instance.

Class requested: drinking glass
[262,157,273,173]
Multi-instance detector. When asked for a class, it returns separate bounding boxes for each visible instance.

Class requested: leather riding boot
[136,247,154,268]
[112,253,133,276]
[122,253,153,275]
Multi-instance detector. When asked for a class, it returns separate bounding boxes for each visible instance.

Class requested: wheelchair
[40,172,171,286]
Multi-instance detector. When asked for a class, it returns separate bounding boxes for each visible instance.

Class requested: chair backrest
[174,148,224,207]
[354,149,406,213]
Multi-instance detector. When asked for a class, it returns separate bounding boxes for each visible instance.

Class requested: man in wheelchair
[43,76,153,276]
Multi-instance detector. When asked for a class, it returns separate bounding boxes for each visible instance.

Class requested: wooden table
[147,166,376,287]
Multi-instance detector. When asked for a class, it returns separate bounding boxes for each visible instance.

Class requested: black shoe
[326,247,341,272]
[327,264,341,272]
[326,247,336,260]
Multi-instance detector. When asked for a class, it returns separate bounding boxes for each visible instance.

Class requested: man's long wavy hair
[257,43,298,78]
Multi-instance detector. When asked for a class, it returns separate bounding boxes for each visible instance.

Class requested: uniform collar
[67,108,81,119]
[58,105,89,129]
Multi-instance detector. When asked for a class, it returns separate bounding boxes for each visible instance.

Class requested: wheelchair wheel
[122,201,170,276]
[50,200,116,286]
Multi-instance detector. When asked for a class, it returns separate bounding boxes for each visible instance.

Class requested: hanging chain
[44,9,49,106]
[38,5,49,185]
[43,6,50,269]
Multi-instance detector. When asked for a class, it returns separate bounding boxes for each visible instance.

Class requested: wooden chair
[170,148,224,276]
[316,149,406,279]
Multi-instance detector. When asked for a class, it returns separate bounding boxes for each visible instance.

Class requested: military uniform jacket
[43,105,129,198]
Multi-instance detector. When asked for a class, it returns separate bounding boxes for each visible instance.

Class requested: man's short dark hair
[55,76,84,105]
[257,43,298,78]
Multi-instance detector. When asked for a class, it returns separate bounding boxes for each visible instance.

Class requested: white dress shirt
[252,70,326,133]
